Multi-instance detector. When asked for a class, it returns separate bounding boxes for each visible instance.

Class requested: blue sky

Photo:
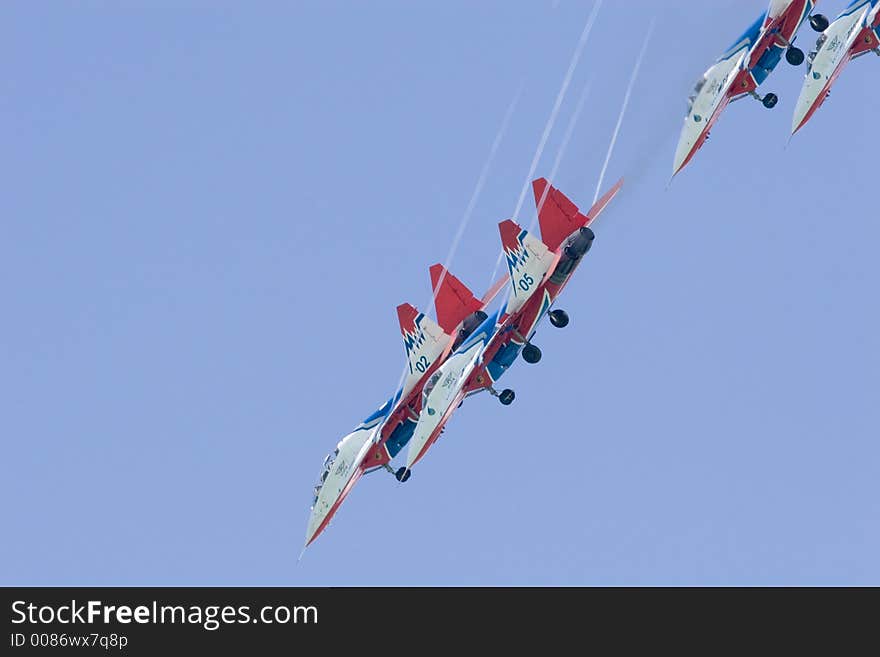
[2,1,877,585]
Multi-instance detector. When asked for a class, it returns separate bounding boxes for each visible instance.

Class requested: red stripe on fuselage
[305,466,366,546]
[674,93,735,176]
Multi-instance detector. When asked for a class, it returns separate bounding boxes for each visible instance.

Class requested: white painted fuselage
[673,48,748,176]
[305,425,377,546]
[792,3,875,133]
[404,338,486,469]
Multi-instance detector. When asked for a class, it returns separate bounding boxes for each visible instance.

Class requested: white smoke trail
[528,78,592,235]
[592,18,655,205]
[381,83,524,436]
[428,82,524,312]
[512,0,603,223]
[488,0,603,286]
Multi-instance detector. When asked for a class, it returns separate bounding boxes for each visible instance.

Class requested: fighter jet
[304,270,507,547]
[791,0,880,134]
[673,0,829,176]
[400,178,624,476]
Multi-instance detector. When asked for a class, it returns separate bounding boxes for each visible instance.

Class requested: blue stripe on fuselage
[718,12,766,62]
[840,0,874,18]
[487,340,521,382]
[384,418,415,458]
[457,308,501,354]
[486,291,553,382]
[356,387,403,430]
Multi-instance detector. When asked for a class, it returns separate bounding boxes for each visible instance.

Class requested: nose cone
[303,426,377,548]
[672,115,706,177]
[791,71,827,136]
[791,100,810,136]
[304,503,331,548]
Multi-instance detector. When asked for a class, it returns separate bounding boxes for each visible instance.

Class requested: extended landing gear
[395,467,411,483]
[785,46,805,66]
[522,344,542,364]
[488,385,516,405]
[747,90,773,107]
[809,14,829,33]
[749,90,779,109]
[549,309,569,328]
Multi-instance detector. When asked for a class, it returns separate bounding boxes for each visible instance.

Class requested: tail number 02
[518,273,535,292]
[415,355,430,373]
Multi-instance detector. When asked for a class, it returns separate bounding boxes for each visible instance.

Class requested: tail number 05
[518,273,535,292]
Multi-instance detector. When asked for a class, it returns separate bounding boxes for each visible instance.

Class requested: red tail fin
[396,303,420,339]
[429,264,482,334]
[532,178,623,251]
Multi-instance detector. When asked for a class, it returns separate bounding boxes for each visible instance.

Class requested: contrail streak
[592,18,654,205]
[429,82,523,313]
[512,0,603,223]
[382,83,524,436]
[488,0,603,286]
[529,78,592,235]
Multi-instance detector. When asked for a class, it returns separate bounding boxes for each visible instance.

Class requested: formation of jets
[305,0,877,549]
[305,179,622,547]
[674,0,878,176]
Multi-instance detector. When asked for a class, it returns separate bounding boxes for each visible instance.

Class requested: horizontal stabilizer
[532,177,623,251]
[429,264,483,334]
[397,303,449,398]
[532,178,587,252]
[499,220,557,317]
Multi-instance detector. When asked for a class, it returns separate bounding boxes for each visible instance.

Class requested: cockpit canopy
[687,75,708,114]
[807,33,827,70]
[422,371,442,405]
[311,448,339,507]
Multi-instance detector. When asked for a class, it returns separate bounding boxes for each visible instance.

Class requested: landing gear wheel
[762,93,778,109]
[548,309,569,328]
[395,467,411,483]
[785,47,805,66]
[522,344,542,364]
[498,389,515,406]
[809,14,829,32]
